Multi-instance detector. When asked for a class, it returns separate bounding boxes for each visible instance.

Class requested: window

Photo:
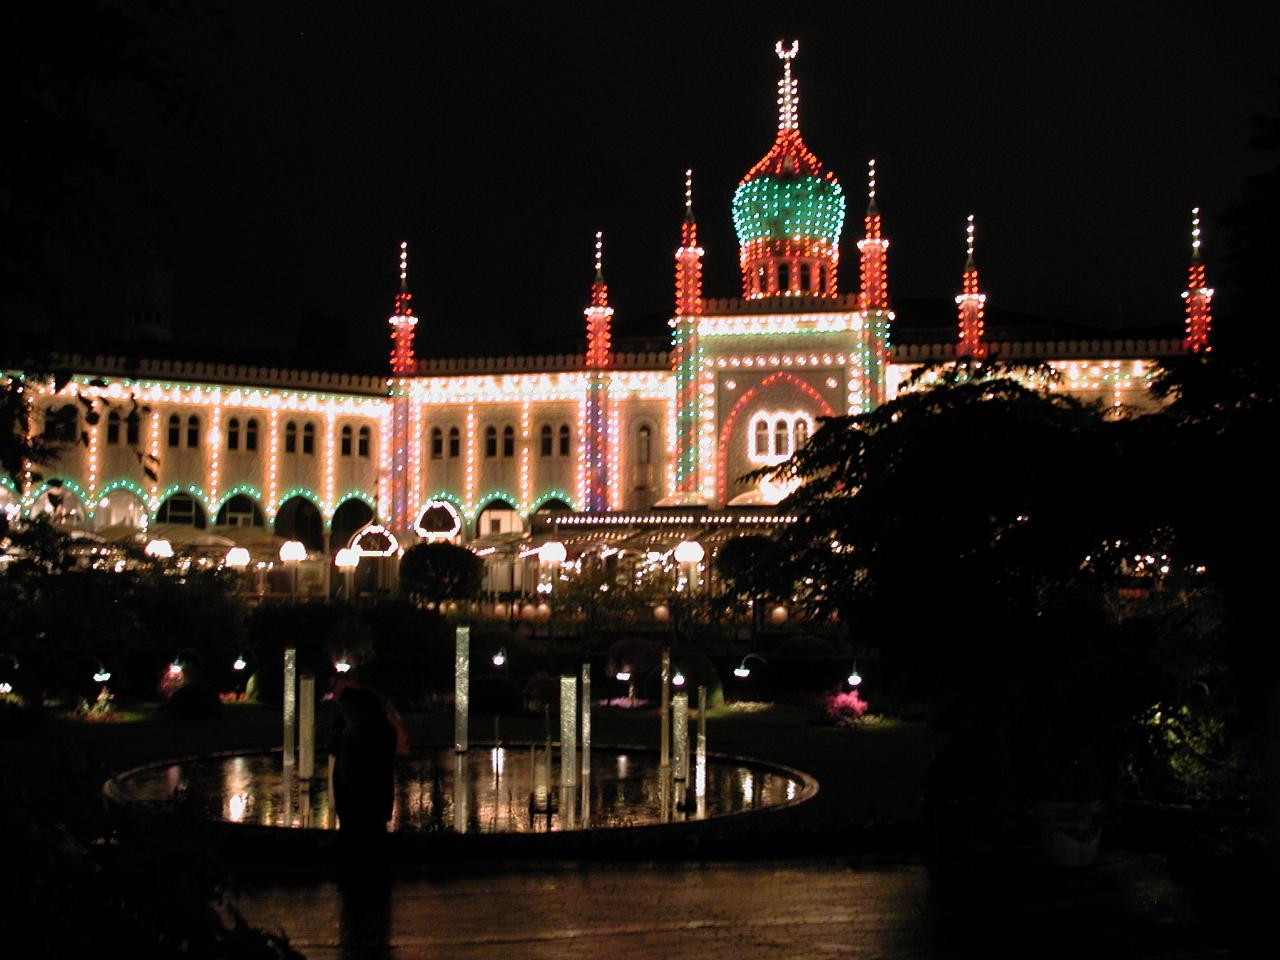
[44,405,77,443]
[186,415,200,448]
[340,425,352,457]
[794,418,809,448]
[430,427,442,459]
[777,262,790,292]
[284,421,297,454]
[106,411,121,445]
[754,419,770,457]
[502,425,515,458]
[227,417,239,451]
[774,419,789,456]
[167,414,180,448]
[357,426,370,458]
[125,413,140,445]
[245,418,258,451]
[637,424,652,465]
[157,493,204,528]
[448,427,460,458]
[302,422,315,455]
[540,424,553,457]
[484,425,497,458]
[558,424,571,457]
[800,263,812,293]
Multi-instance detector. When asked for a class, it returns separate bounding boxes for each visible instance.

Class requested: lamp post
[733,653,768,679]
[145,538,174,560]
[334,547,359,601]
[225,547,250,594]
[847,662,862,688]
[279,540,307,600]
[673,539,704,594]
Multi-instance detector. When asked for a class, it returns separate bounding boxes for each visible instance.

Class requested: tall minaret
[387,241,417,534]
[389,241,417,375]
[583,232,612,511]
[1182,207,1214,353]
[857,159,889,311]
[955,214,988,358]
[672,169,704,501]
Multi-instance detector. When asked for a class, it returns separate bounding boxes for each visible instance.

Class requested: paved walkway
[237,855,1237,959]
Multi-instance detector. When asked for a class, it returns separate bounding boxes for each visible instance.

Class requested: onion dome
[731,41,846,299]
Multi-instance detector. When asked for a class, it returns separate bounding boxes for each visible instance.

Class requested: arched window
[430,427,443,460]
[484,425,497,458]
[302,422,315,455]
[340,424,353,457]
[558,424,571,457]
[794,417,809,448]
[448,426,460,458]
[106,410,121,445]
[774,418,790,456]
[125,412,140,445]
[637,424,652,465]
[800,262,812,293]
[540,424,553,457]
[754,418,770,457]
[186,415,200,448]
[167,414,181,448]
[777,262,790,292]
[157,493,205,528]
[357,426,371,458]
[227,417,240,451]
[284,421,297,454]
[245,418,258,451]
[502,425,515,458]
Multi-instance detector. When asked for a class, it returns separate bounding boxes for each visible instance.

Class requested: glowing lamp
[334,547,360,570]
[225,547,251,569]
[279,540,307,563]
[733,666,751,679]
[334,659,352,674]
[673,671,686,687]
[848,668,862,687]
[0,682,12,694]
[492,648,507,667]
[145,538,174,560]
[539,541,567,564]
[653,603,670,622]
[233,656,247,672]
[93,668,111,683]
[674,540,705,565]
[616,670,631,682]
[770,604,789,624]
[168,661,184,677]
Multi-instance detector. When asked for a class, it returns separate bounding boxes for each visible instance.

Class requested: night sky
[10,1,1279,371]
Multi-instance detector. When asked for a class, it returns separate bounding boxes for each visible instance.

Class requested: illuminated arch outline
[209,483,265,518]
[23,477,91,516]
[151,483,209,520]
[413,499,463,541]
[329,489,378,530]
[716,371,835,504]
[529,489,578,513]
[349,521,400,557]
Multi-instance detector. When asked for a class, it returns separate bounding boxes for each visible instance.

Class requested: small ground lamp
[92,663,112,684]
[0,653,18,695]
[334,546,359,600]
[847,663,862,687]
[492,647,507,667]
[279,540,307,598]
[334,658,352,674]
[145,538,174,560]
[672,669,686,687]
[734,653,767,679]
[233,654,248,672]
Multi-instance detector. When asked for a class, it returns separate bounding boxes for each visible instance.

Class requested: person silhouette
[328,685,398,842]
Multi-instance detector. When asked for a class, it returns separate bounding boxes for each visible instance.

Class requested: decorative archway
[93,482,150,534]
[474,495,522,536]
[717,371,836,504]
[214,493,266,530]
[275,494,324,551]
[155,491,207,529]
[331,497,376,553]
[414,499,463,542]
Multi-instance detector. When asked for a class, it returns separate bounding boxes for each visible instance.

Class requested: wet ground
[237,855,1244,959]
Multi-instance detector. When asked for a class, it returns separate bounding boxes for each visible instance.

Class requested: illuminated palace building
[4,43,1212,592]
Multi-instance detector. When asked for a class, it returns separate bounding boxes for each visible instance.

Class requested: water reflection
[117,747,805,834]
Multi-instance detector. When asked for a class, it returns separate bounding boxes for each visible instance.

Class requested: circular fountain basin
[106,744,816,836]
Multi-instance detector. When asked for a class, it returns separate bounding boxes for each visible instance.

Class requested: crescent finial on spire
[775,40,800,134]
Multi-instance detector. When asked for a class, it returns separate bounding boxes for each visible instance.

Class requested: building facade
[3,42,1208,572]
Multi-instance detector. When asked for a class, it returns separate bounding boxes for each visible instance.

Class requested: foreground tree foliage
[760,364,1272,813]
[399,541,484,607]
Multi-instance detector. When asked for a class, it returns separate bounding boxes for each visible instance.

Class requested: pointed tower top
[398,240,409,293]
[866,158,878,215]
[684,168,695,222]
[1190,206,1202,263]
[594,230,604,282]
[775,40,800,135]
[965,214,976,270]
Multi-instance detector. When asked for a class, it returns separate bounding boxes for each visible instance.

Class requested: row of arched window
[428,424,576,460]
[751,260,831,297]
[752,414,811,459]
[156,415,373,458]
[105,411,140,445]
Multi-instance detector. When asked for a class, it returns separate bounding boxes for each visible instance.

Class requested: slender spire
[1183,206,1214,353]
[591,231,607,301]
[956,215,987,357]
[775,40,800,135]
[866,157,879,216]
[683,167,695,223]
[675,169,705,318]
[858,158,889,310]
[388,240,417,375]
[586,231,613,368]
